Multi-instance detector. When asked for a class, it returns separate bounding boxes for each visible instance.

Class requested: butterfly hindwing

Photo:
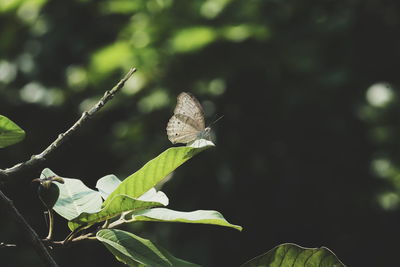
[167,114,200,144]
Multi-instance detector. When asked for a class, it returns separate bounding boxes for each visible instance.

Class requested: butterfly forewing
[174,92,205,129]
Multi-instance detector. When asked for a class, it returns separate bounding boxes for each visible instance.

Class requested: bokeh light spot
[366,83,394,108]
[66,65,88,91]
[0,60,17,84]
[378,192,399,211]
[122,71,146,95]
[209,78,226,95]
[371,157,392,178]
[201,0,231,19]
[138,89,168,113]
[170,27,217,53]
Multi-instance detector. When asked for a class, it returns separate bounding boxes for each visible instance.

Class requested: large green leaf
[103,140,214,207]
[132,208,242,231]
[96,229,200,267]
[68,194,164,231]
[241,243,345,267]
[42,168,103,220]
[0,115,25,148]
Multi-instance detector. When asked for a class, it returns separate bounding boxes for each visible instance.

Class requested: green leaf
[41,168,103,221]
[96,175,169,205]
[103,141,214,207]
[132,208,242,231]
[97,229,200,267]
[68,194,164,231]
[241,243,345,267]
[96,174,122,200]
[0,115,25,148]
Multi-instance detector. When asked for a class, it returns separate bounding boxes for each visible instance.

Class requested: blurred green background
[1,0,400,266]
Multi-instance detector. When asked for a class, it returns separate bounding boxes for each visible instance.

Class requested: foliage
[40,140,241,265]
[96,229,200,267]
[0,115,25,148]
[241,243,345,267]
[2,0,400,266]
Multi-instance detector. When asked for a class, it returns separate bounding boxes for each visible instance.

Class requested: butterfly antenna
[209,115,224,127]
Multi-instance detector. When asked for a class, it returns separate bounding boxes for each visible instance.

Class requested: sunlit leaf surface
[0,115,25,148]
[68,194,163,231]
[104,142,214,207]
[132,208,242,231]
[241,243,345,267]
[97,229,200,267]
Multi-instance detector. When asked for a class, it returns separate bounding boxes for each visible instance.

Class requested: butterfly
[166,92,211,144]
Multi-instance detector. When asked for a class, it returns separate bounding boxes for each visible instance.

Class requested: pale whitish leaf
[96,174,122,200]
[41,168,103,220]
[138,188,169,206]
[187,138,215,148]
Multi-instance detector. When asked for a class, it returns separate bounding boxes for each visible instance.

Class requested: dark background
[1,0,400,266]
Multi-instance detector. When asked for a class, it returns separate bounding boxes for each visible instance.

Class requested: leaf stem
[101,219,110,229]
[43,233,96,247]
[45,209,54,240]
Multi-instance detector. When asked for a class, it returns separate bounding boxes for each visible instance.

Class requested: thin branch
[0,67,137,182]
[0,189,58,267]
[0,242,17,248]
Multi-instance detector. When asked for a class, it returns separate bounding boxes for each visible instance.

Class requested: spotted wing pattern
[166,92,206,144]
[174,92,205,130]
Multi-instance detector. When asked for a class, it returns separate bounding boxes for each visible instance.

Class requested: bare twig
[0,242,17,248]
[0,67,137,182]
[0,189,58,267]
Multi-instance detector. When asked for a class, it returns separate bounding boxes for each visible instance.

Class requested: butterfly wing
[167,114,201,144]
[167,92,207,144]
[174,92,205,130]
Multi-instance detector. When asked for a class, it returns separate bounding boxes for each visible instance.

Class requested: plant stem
[45,209,54,240]
[0,189,59,267]
[43,233,96,247]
